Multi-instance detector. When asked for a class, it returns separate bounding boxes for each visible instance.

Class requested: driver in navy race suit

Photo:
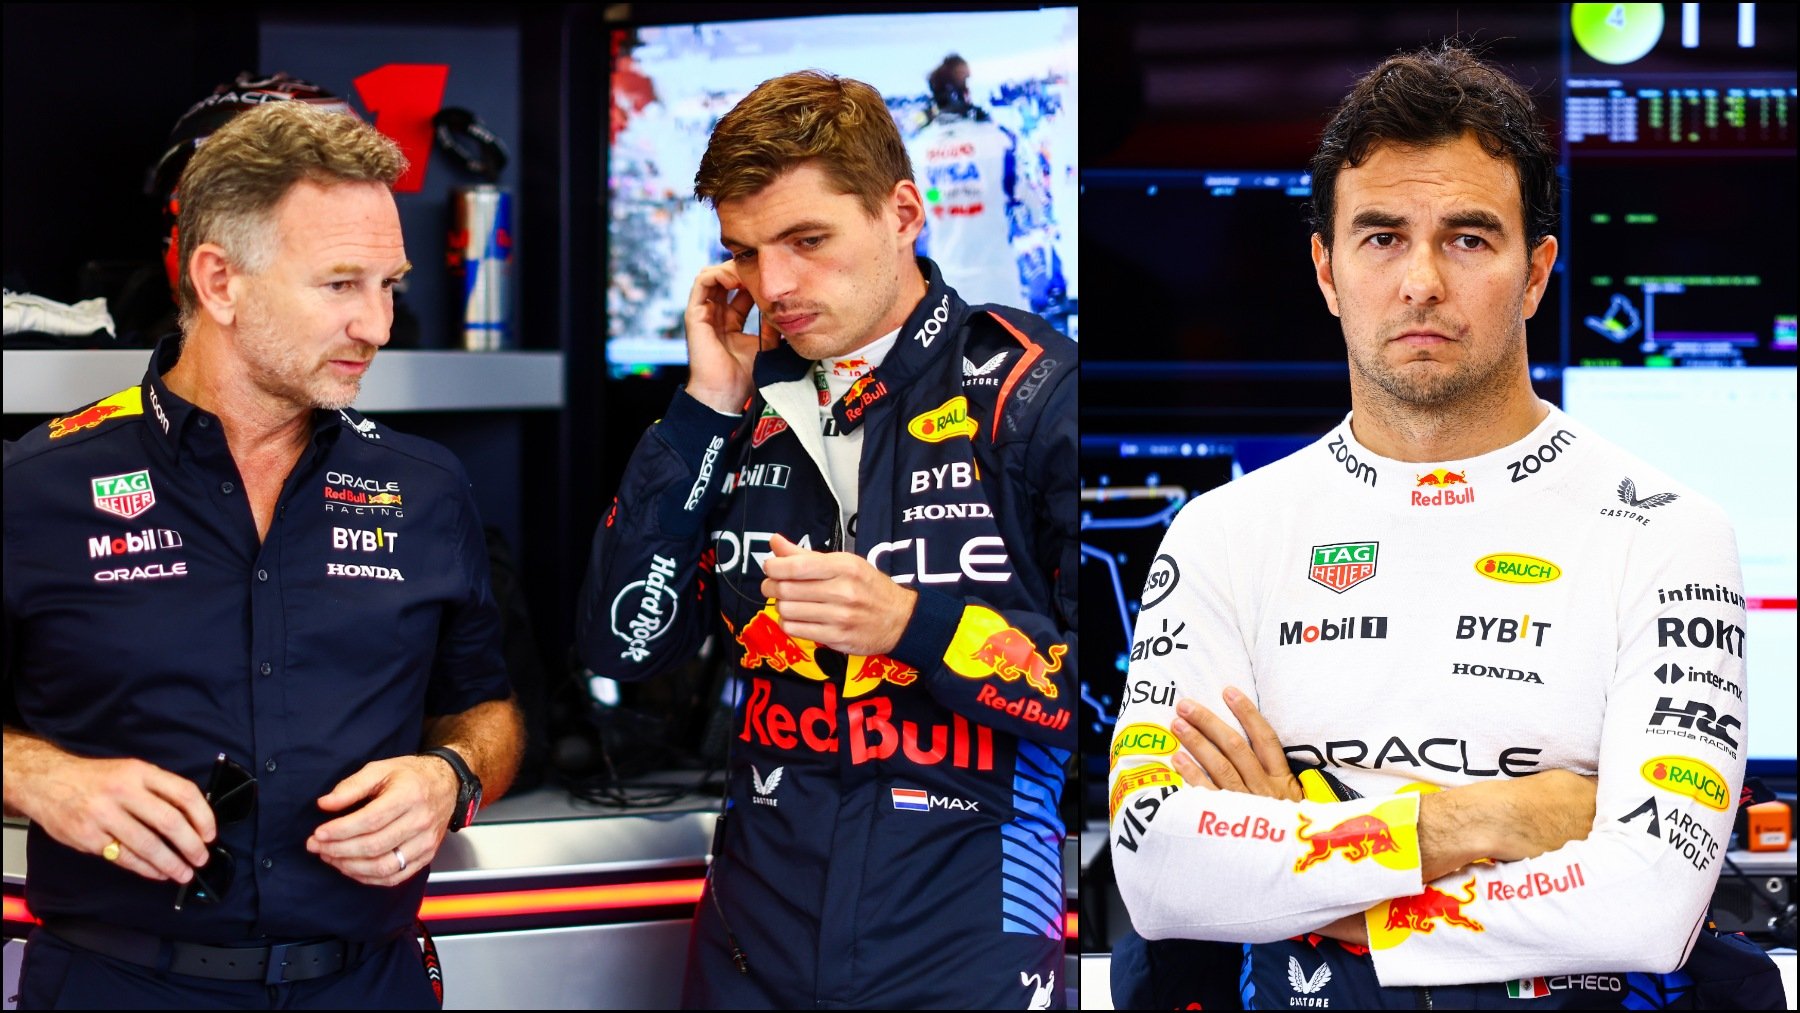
[575,71,1077,1010]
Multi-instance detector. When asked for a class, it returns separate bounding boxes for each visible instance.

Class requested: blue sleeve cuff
[890,586,962,672]
[653,387,745,537]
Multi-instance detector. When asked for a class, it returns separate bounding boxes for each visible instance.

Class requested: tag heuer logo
[92,470,156,519]
[1309,541,1377,594]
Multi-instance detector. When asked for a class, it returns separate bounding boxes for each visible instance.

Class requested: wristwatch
[422,746,482,832]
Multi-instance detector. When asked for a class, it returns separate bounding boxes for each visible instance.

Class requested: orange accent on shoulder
[986,311,1042,445]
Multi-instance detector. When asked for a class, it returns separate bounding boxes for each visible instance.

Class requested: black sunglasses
[173,752,257,911]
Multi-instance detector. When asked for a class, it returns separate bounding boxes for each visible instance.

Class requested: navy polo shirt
[3,337,511,945]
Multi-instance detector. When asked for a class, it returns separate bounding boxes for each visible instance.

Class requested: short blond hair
[175,101,406,330]
[694,70,911,218]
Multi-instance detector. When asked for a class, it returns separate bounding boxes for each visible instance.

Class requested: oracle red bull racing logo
[1293,798,1420,874]
[943,605,1067,698]
[50,388,142,439]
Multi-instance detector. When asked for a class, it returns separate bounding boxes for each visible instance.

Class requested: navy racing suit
[576,258,1077,1009]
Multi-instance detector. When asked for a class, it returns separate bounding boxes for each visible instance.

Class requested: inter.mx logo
[92,470,155,519]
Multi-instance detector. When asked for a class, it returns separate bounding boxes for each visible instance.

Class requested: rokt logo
[1656,616,1745,658]
[1474,553,1560,584]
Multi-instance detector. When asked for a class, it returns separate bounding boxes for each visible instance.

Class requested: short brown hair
[175,100,407,330]
[694,70,911,218]
[1310,42,1558,253]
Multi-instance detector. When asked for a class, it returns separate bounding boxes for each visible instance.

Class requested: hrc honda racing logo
[612,555,680,662]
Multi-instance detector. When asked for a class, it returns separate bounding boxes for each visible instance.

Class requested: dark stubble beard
[236,286,364,412]
[1348,299,1530,417]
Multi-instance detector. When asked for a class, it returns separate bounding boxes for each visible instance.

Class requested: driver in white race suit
[1108,44,1761,1009]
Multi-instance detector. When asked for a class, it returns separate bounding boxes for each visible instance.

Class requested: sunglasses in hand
[173,752,257,911]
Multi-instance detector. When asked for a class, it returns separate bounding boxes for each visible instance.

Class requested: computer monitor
[606,7,1079,376]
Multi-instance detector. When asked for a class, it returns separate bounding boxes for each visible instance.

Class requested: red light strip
[10,885,1079,937]
[419,879,706,921]
[1748,597,1796,610]
[4,895,39,925]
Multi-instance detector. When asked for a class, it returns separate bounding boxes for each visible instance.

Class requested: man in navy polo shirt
[3,100,523,1008]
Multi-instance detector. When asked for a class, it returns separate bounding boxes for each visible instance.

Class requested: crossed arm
[1163,688,1599,945]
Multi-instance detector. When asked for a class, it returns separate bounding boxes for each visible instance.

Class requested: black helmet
[150,72,354,292]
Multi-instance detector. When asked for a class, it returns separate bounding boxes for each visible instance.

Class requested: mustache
[1383,308,1468,339]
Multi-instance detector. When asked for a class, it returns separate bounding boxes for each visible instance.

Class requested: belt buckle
[263,940,300,985]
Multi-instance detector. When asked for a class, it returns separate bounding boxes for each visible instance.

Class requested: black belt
[43,917,379,985]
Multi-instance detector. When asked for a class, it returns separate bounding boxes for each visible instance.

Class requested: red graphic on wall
[353,64,450,193]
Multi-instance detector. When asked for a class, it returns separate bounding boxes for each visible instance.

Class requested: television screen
[607,7,1080,375]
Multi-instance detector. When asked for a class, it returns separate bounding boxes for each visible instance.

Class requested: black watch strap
[422,746,482,832]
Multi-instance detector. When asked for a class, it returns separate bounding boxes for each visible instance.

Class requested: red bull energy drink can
[449,185,513,350]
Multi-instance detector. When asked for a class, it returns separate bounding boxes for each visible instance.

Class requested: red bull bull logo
[1384,877,1484,933]
[739,676,993,769]
[728,607,819,677]
[840,375,889,424]
[49,388,142,439]
[1412,470,1474,507]
[943,605,1067,699]
[971,629,1067,698]
[1294,812,1401,872]
[845,653,919,697]
[832,357,871,376]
